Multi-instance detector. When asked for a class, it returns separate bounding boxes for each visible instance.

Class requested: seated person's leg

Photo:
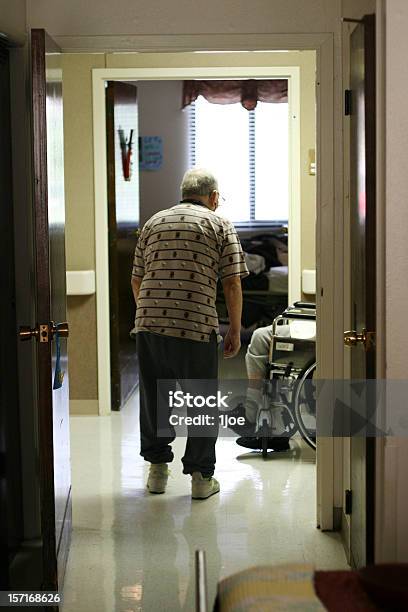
[219,327,270,435]
[244,326,273,423]
[238,326,290,451]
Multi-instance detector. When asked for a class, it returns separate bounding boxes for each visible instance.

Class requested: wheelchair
[256,301,317,457]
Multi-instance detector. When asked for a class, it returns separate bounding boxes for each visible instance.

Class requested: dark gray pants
[136,330,219,476]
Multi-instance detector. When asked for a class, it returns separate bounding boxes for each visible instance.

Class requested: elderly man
[131,168,248,499]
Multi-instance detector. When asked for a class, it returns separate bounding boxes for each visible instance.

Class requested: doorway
[87,43,338,532]
[0,21,382,600]
[93,62,304,414]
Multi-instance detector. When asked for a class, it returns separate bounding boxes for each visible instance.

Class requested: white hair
[180,168,218,199]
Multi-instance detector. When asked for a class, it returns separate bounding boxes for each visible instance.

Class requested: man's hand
[223,327,241,358]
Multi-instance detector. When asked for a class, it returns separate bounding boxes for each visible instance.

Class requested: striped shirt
[132,201,249,342]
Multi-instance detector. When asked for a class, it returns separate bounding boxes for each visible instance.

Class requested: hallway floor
[62,391,348,612]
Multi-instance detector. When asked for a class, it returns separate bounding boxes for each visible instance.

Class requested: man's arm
[131,276,143,305]
[131,224,146,305]
[222,275,243,358]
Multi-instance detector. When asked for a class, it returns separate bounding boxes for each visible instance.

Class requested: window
[189,95,289,224]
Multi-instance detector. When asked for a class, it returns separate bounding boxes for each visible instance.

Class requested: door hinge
[345,489,352,515]
[345,89,352,116]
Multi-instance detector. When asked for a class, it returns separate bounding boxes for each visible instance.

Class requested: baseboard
[69,399,99,415]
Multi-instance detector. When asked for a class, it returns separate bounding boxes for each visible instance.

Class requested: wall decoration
[118,127,134,181]
[139,136,163,171]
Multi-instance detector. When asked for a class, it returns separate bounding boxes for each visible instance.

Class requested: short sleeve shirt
[132,202,249,342]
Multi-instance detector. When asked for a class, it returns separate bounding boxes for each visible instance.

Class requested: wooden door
[31,29,71,591]
[347,14,376,568]
[106,81,140,410]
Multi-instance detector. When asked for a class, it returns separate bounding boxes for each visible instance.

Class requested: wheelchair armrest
[293,301,316,309]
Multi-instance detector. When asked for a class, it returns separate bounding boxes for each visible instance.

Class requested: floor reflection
[62,391,347,612]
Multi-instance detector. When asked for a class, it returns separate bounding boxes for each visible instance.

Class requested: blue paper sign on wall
[139,136,163,171]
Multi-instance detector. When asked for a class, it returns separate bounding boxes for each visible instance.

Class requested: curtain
[182,79,288,111]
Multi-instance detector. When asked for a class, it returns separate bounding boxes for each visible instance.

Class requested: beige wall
[0,0,26,43]
[61,51,316,412]
[62,53,106,413]
[63,53,105,271]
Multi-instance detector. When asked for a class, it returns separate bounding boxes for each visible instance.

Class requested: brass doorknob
[51,321,69,338]
[19,325,41,341]
[19,324,51,342]
[344,329,375,351]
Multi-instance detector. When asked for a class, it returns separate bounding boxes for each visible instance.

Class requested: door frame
[105,80,140,410]
[91,33,340,531]
[93,63,301,414]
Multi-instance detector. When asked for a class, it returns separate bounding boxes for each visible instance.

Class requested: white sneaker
[147,463,169,494]
[191,472,220,500]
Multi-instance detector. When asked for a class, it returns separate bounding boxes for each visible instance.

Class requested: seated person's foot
[219,402,246,420]
[219,402,256,436]
[236,436,291,451]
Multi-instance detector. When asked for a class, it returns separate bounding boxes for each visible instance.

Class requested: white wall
[137,81,189,225]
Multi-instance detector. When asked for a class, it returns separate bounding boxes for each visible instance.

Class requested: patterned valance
[182,79,288,111]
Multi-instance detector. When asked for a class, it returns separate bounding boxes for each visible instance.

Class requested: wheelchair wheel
[293,360,317,450]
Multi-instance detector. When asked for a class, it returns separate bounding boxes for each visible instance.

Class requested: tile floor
[62,391,348,612]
